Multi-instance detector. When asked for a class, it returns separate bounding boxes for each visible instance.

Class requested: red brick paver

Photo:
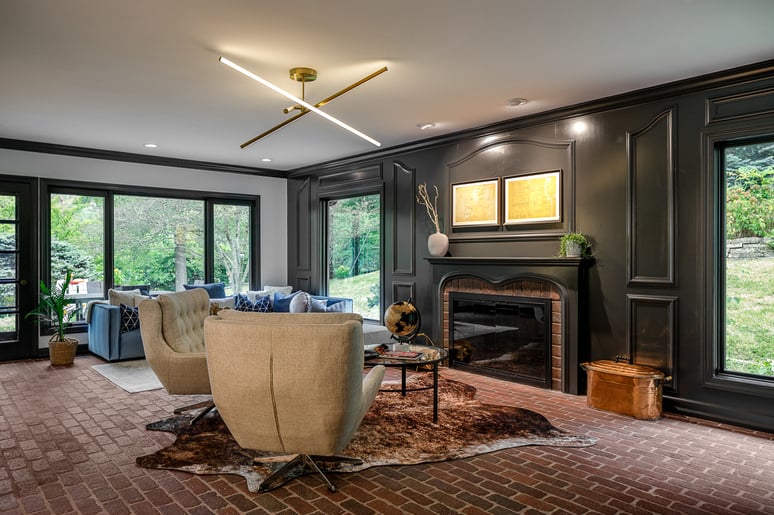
[0,356,771,514]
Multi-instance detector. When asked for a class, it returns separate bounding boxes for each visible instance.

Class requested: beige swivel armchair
[138,288,214,422]
[204,312,386,492]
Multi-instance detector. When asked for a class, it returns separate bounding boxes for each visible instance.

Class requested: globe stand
[390,336,413,352]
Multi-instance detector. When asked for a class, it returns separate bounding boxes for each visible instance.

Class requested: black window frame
[321,188,384,322]
[41,179,260,332]
[702,128,774,398]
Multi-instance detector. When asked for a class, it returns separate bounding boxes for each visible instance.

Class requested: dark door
[0,178,37,361]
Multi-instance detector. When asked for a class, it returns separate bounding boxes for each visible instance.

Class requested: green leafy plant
[559,233,592,258]
[726,167,773,239]
[25,269,76,342]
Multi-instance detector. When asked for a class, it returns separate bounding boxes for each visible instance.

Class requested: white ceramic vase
[428,231,449,257]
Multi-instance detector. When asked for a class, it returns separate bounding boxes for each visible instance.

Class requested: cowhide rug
[137,376,596,492]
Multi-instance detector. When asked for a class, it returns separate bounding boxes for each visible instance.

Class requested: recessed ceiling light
[260,158,272,163]
[416,122,436,130]
[144,143,158,148]
[507,98,528,107]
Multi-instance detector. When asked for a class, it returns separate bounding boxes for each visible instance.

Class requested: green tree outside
[327,194,381,318]
[48,193,251,295]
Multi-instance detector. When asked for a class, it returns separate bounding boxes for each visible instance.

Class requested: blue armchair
[88,303,145,362]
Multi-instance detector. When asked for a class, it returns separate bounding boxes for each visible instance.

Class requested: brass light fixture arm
[240,66,388,149]
[240,110,309,149]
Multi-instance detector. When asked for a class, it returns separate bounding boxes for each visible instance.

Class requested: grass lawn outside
[329,270,381,321]
[726,257,774,377]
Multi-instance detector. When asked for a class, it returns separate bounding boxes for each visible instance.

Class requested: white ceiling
[2,0,774,172]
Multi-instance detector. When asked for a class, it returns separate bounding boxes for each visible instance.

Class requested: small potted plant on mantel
[26,269,79,366]
[559,232,593,258]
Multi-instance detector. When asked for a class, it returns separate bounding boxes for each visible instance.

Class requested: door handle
[20,279,28,286]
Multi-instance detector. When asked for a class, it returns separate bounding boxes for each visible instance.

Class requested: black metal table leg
[401,365,407,396]
[433,362,439,423]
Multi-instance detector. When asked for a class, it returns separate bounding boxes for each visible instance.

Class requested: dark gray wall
[287,60,774,431]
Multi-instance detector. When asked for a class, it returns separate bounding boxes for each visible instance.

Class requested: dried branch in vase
[416,182,441,233]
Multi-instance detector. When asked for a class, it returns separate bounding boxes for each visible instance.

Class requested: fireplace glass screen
[449,292,551,387]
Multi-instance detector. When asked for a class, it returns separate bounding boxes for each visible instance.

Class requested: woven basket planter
[49,337,79,366]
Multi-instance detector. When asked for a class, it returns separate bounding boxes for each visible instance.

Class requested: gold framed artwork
[451,178,500,227]
[504,170,562,225]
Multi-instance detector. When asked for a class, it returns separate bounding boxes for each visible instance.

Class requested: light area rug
[91,359,163,393]
[137,376,597,492]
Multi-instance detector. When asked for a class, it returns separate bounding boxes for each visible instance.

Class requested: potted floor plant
[559,232,592,258]
[26,269,79,366]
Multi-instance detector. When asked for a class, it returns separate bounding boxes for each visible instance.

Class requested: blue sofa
[312,295,353,312]
[87,289,353,362]
[210,290,354,313]
[88,303,145,362]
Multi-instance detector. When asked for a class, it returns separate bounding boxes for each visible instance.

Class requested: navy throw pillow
[119,304,140,333]
[234,294,271,313]
[183,282,226,299]
[273,291,300,313]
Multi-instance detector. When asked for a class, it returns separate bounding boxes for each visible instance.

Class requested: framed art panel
[451,178,499,227]
[504,170,562,225]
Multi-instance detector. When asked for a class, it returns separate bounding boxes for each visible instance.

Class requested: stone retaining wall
[727,237,774,258]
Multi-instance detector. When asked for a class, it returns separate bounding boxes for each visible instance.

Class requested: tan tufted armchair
[139,289,213,422]
[204,312,385,492]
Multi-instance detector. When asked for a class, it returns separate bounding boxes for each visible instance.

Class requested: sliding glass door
[0,179,35,361]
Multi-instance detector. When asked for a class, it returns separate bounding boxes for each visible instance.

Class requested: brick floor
[0,355,772,514]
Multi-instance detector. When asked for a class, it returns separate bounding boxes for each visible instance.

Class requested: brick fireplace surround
[428,256,592,395]
[442,276,563,390]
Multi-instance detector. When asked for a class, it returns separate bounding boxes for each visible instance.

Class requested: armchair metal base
[257,454,363,492]
[173,399,217,426]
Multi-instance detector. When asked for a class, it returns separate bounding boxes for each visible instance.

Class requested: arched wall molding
[626,107,676,286]
[446,137,576,242]
[294,178,312,272]
[392,161,416,275]
[446,137,576,169]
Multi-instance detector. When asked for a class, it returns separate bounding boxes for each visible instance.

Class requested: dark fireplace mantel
[427,256,593,394]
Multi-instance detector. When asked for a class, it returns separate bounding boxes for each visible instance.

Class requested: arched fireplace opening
[440,275,564,391]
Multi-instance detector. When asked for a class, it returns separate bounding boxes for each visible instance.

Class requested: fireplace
[428,257,592,394]
[449,292,552,388]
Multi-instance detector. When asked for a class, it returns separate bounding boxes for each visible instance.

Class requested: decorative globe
[384,300,421,341]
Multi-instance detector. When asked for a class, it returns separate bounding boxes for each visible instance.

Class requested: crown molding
[0,138,285,179]
[288,58,774,178]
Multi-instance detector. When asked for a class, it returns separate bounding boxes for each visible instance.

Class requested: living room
[2,1,774,512]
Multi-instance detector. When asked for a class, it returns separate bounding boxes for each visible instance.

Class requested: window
[50,192,105,321]
[325,193,381,319]
[114,195,204,292]
[213,202,252,296]
[45,183,259,326]
[720,141,774,379]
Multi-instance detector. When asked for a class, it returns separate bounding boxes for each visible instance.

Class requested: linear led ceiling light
[219,57,385,148]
